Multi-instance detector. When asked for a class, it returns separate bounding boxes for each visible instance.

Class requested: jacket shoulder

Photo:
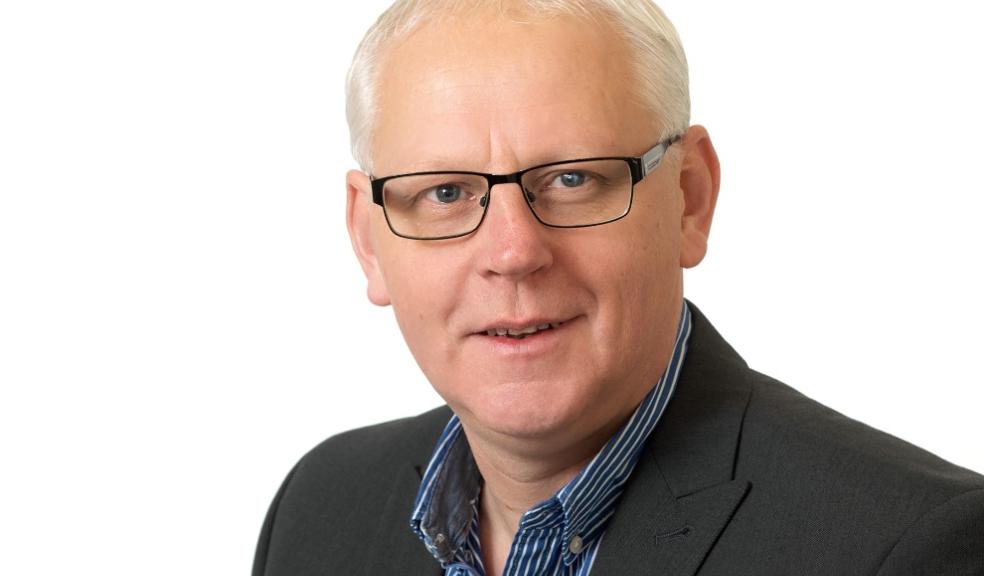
[298,405,452,479]
[253,406,450,576]
[718,370,984,573]
[743,372,984,494]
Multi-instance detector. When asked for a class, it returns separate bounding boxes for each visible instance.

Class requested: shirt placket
[504,504,566,576]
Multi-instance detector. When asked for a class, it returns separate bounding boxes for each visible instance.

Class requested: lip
[472,316,572,336]
[467,315,582,357]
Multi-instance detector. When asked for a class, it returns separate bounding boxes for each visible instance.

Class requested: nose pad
[478,188,536,210]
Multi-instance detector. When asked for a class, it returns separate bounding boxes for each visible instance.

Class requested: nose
[476,182,554,280]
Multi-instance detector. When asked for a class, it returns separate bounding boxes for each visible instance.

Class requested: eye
[428,184,463,203]
[553,171,587,188]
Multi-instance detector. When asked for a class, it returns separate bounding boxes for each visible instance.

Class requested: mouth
[481,321,565,340]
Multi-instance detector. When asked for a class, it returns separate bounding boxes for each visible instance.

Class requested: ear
[346,169,391,306]
[677,125,721,268]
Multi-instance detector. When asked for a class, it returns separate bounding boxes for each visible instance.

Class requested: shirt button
[568,535,584,555]
[432,533,450,556]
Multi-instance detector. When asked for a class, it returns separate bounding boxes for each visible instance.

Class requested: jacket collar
[589,303,753,575]
[365,408,453,575]
[646,302,752,497]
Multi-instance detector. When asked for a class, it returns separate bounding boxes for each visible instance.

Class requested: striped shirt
[410,302,693,576]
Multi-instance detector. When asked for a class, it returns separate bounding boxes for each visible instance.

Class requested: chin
[482,411,572,440]
[452,377,595,441]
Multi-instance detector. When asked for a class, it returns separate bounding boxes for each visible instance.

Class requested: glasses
[369,134,681,240]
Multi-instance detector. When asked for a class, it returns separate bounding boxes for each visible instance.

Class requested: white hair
[345,0,690,172]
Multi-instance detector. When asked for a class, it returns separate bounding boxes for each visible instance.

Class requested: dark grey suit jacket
[254,306,984,575]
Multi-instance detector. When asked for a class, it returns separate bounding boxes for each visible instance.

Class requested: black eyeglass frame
[369,134,683,241]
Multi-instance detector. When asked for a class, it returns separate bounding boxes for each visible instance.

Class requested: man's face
[348,11,717,449]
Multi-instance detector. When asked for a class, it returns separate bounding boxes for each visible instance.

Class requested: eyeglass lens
[381,159,632,239]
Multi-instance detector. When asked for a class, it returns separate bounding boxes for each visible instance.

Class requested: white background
[1,1,982,574]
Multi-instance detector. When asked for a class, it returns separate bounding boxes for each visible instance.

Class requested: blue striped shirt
[410,302,692,576]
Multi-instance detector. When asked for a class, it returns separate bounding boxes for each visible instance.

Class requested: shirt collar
[410,301,693,567]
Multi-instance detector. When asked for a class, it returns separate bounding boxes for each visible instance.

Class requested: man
[254,1,984,574]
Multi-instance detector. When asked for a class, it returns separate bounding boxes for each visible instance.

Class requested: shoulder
[293,404,452,484]
[685,304,983,498]
[682,305,984,572]
[253,406,451,576]
[742,371,983,497]
[732,370,984,572]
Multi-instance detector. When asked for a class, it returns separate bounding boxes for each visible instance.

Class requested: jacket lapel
[363,412,451,576]
[590,453,750,576]
[591,304,754,576]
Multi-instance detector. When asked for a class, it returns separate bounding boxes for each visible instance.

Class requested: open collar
[409,303,693,571]
[373,303,753,575]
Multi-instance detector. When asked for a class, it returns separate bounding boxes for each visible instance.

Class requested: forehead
[371,11,658,174]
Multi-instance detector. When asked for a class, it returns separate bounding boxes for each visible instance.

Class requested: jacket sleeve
[876,488,984,575]
[252,465,298,576]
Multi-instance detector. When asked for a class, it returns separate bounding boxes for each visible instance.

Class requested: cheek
[574,203,683,340]
[377,244,469,360]
[579,212,681,293]
[626,190,684,284]
[386,263,444,329]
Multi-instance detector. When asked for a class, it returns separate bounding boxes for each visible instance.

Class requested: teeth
[485,322,562,338]
[507,326,538,336]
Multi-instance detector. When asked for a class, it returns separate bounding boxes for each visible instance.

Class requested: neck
[469,427,611,576]
[463,416,624,536]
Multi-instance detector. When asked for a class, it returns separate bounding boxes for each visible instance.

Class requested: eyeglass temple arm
[640,134,683,178]
[641,144,667,177]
